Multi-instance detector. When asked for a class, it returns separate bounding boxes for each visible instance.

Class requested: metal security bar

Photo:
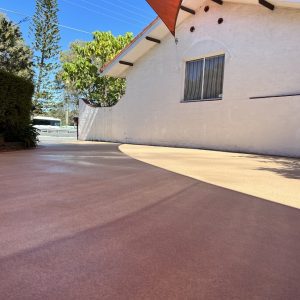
[184,54,225,101]
[184,59,204,100]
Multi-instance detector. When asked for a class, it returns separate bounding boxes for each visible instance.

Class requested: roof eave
[101,0,300,78]
[100,18,162,78]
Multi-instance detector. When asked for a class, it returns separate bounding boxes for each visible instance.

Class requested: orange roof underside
[146,0,183,36]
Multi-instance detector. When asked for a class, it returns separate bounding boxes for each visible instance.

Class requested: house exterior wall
[79,2,300,157]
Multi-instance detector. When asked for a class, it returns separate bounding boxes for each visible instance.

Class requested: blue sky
[0,0,157,50]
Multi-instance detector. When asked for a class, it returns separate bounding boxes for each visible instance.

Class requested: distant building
[80,0,300,157]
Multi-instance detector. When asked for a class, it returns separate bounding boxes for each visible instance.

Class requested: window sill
[181,98,222,103]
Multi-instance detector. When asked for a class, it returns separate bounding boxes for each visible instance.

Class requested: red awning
[146,0,183,36]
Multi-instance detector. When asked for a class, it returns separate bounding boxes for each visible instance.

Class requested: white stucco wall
[79,2,300,157]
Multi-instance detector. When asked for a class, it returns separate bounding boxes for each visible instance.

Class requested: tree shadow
[236,154,300,180]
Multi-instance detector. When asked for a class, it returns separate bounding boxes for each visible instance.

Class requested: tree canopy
[30,0,61,113]
[0,14,33,80]
[59,31,133,107]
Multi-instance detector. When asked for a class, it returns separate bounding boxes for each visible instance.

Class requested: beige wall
[79,2,300,157]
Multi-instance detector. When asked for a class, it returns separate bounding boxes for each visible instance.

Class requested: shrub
[0,70,38,147]
[5,124,39,148]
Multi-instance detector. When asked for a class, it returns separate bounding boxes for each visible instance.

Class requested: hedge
[0,70,38,147]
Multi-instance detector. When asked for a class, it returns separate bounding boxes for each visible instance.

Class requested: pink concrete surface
[0,139,299,299]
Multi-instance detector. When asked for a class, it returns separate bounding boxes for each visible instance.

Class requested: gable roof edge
[100,17,162,78]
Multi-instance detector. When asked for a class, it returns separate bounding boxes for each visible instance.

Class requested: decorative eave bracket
[119,61,134,67]
[145,36,161,43]
[259,0,275,10]
[180,5,196,15]
[212,0,223,5]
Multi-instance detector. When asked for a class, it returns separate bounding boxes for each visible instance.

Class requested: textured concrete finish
[120,144,300,209]
[0,139,300,300]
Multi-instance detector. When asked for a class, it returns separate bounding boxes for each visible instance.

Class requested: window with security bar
[184,54,225,101]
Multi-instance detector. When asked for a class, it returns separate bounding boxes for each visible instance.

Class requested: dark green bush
[5,124,39,148]
[0,70,38,147]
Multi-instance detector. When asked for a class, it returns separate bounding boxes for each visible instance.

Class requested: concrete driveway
[0,138,299,299]
[120,144,300,209]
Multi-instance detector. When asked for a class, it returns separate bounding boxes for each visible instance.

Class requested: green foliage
[59,31,133,107]
[7,124,39,148]
[0,14,33,80]
[54,41,84,122]
[0,70,38,147]
[30,0,61,113]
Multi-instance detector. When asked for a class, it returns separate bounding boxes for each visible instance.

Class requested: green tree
[54,42,85,125]
[0,14,33,80]
[30,0,60,113]
[60,31,133,107]
[56,40,85,106]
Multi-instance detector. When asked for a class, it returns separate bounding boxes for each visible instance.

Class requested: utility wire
[0,7,93,35]
[0,7,26,17]
[77,0,149,24]
[17,16,30,25]
[79,0,153,20]
[61,0,145,26]
[59,24,92,35]
[114,0,155,15]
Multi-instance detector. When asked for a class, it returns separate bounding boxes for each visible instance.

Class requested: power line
[0,7,93,35]
[114,0,155,16]
[79,0,153,20]
[0,7,27,17]
[78,0,151,23]
[17,17,30,25]
[61,0,145,26]
[59,24,92,35]
[77,0,150,24]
